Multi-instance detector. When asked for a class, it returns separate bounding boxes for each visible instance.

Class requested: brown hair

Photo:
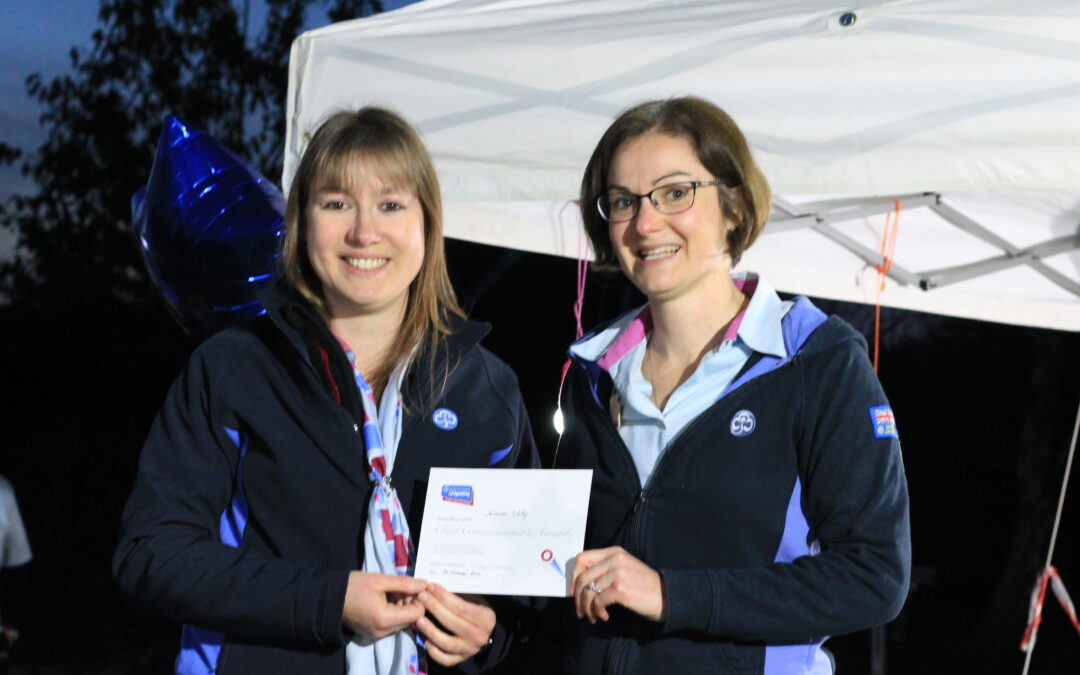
[580,96,771,270]
[281,107,464,396]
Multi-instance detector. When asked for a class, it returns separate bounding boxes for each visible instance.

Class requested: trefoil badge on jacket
[441,485,474,505]
[869,406,899,439]
[432,407,459,430]
[730,410,756,437]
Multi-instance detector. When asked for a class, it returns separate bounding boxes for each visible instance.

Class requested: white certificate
[414,468,592,597]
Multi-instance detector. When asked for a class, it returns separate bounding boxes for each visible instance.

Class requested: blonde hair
[281,107,464,396]
[580,96,772,270]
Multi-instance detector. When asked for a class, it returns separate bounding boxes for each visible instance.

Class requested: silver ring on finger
[588,580,603,594]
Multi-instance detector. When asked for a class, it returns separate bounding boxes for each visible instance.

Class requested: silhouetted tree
[0,142,19,166]
[0,0,384,309]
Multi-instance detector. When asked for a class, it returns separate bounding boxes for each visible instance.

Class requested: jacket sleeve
[112,335,350,648]
[662,339,911,642]
[474,348,541,472]
[510,394,541,470]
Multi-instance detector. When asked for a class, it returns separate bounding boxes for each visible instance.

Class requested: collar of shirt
[570,272,789,369]
[730,273,789,360]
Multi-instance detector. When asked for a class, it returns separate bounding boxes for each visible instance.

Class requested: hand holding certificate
[414,468,592,597]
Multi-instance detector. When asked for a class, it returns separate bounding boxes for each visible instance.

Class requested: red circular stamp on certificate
[540,549,553,562]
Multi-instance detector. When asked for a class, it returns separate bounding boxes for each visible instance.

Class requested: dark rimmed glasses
[597,179,727,223]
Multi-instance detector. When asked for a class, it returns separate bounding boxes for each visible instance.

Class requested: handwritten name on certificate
[414,468,592,597]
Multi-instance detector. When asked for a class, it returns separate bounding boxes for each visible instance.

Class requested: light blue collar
[734,272,788,359]
[570,272,788,366]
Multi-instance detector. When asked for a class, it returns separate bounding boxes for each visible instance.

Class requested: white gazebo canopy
[285,0,1080,331]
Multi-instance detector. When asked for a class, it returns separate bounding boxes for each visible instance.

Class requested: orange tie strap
[873,200,901,373]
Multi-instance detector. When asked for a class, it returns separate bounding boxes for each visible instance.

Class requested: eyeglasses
[596,179,727,223]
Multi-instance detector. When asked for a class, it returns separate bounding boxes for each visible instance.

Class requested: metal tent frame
[769,194,1080,298]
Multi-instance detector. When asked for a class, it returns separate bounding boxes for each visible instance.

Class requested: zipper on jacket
[604,492,647,674]
[607,636,630,675]
[626,490,647,551]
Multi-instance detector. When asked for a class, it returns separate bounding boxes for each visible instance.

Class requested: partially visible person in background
[0,474,33,674]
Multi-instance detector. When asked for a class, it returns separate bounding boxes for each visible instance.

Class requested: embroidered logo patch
[730,410,756,437]
[869,406,899,439]
[441,484,474,505]
[432,408,459,430]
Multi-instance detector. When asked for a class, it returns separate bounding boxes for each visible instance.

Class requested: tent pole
[1021,395,1080,675]
[1038,396,1080,572]
[919,234,1080,295]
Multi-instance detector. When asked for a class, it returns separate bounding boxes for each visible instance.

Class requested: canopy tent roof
[285,0,1080,331]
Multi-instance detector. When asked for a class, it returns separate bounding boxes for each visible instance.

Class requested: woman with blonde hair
[116,107,538,674]
[553,96,910,673]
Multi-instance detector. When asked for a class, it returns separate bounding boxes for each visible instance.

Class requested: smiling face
[305,155,425,323]
[607,130,731,305]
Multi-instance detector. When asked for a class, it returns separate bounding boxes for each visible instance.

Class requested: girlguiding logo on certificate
[441,485,474,505]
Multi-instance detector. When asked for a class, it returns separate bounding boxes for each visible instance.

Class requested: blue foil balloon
[132,115,285,337]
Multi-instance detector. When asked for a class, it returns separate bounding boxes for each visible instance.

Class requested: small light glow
[553,408,564,434]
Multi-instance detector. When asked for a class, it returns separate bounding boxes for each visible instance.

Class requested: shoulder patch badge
[869,405,899,439]
[730,409,756,437]
[432,408,459,430]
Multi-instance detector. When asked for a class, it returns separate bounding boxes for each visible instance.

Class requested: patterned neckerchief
[338,338,427,675]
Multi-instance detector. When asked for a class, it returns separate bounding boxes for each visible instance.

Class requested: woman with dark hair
[553,96,910,673]
[115,108,538,674]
